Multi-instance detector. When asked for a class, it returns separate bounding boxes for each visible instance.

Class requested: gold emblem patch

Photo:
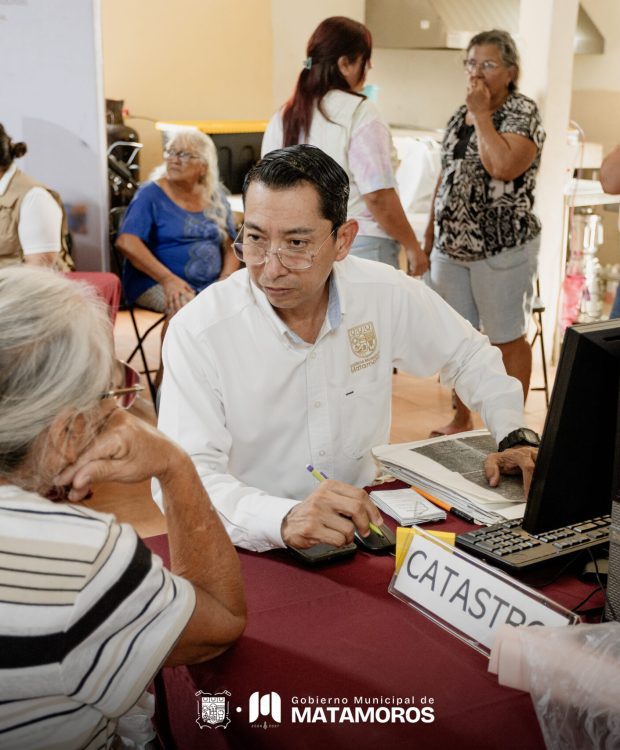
[348,322,377,359]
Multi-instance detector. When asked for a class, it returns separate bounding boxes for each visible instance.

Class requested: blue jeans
[350,235,400,270]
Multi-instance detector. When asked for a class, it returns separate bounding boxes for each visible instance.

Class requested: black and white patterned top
[434,92,545,261]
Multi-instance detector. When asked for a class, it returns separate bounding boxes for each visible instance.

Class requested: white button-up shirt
[156,256,524,552]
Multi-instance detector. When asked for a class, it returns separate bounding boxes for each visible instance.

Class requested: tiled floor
[85,308,554,537]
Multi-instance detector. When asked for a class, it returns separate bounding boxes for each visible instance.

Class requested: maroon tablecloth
[64,271,121,323]
[143,519,603,750]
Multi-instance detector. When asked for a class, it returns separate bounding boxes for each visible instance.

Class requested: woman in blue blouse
[117,128,240,316]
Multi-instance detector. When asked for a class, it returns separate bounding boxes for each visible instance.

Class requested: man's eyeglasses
[233,225,336,271]
[100,361,144,410]
[463,59,501,73]
[163,149,201,163]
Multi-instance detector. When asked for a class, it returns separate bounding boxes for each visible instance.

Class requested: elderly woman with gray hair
[0,266,245,749]
[424,29,545,437]
[117,128,240,316]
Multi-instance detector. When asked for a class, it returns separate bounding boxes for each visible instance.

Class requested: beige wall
[270,0,365,111]
[370,48,464,130]
[101,0,273,176]
[571,0,620,268]
[571,0,620,160]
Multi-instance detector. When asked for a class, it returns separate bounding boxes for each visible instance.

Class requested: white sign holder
[389,526,579,656]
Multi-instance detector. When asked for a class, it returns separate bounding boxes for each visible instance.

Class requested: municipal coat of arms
[348,321,377,359]
[195,689,231,729]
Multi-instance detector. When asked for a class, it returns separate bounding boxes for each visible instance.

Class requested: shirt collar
[0,163,17,196]
[250,267,344,345]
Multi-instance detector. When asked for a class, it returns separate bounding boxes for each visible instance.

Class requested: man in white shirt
[157,145,538,553]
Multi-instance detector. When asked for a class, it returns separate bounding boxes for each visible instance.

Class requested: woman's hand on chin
[53,410,188,501]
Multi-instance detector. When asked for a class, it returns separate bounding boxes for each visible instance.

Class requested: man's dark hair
[242,144,350,230]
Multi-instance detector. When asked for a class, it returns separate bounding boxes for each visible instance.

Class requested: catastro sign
[390,530,577,654]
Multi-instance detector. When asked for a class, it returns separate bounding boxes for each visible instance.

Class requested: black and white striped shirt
[0,485,195,749]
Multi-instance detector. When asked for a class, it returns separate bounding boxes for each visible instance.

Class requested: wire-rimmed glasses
[233,225,336,271]
[462,59,501,74]
[163,149,201,163]
[100,361,144,410]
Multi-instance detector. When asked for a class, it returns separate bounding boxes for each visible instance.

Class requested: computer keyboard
[456,515,611,572]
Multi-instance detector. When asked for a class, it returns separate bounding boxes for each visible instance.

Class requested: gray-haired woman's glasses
[100,361,144,410]
[233,225,336,271]
[463,59,501,73]
[163,149,201,163]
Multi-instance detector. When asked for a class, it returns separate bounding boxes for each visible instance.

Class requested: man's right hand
[281,480,384,548]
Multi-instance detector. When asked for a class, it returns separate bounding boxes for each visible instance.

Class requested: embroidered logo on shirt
[348,322,379,372]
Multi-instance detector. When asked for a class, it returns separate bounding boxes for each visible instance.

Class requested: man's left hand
[484,446,539,498]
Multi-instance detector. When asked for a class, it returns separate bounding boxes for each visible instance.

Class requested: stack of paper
[370,487,446,526]
[372,430,527,526]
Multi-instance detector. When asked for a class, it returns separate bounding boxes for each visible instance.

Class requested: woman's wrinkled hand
[162,274,195,315]
[54,409,186,501]
[406,246,430,277]
[466,77,492,118]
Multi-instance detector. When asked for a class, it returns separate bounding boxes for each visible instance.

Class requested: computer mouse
[354,524,396,553]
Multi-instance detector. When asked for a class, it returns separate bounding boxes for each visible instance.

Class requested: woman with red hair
[262,16,427,275]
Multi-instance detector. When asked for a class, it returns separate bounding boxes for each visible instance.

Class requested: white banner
[0,0,108,270]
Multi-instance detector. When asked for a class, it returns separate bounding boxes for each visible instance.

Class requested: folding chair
[109,206,166,403]
[530,279,550,407]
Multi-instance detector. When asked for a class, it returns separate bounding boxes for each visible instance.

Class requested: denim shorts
[135,283,166,313]
[350,235,401,270]
[427,235,540,344]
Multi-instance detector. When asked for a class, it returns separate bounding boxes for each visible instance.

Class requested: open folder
[372,430,526,526]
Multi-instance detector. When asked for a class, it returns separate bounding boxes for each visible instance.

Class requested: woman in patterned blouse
[424,29,545,436]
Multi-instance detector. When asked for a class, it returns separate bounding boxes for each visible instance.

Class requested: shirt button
[314,401,321,408]
[319,450,326,456]
[310,352,317,359]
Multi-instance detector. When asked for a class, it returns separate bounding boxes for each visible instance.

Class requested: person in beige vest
[0,124,73,270]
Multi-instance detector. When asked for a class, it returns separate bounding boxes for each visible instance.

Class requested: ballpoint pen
[305,464,385,537]
[411,485,475,524]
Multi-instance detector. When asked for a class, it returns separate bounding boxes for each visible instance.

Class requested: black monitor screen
[523,319,620,534]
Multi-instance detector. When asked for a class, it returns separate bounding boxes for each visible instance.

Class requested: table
[144,519,603,750]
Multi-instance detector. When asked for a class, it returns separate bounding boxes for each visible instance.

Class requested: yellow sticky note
[395,527,456,573]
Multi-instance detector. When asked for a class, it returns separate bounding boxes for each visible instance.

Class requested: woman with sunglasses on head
[424,29,545,437]
[261,16,428,275]
[0,266,245,749]
[116,128,240,317]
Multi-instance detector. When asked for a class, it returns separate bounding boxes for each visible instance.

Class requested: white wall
[369,48,463,130]
[570,0,620,272]
[0,0,108,270]
[573,0,620,91]
[520,0,580,355]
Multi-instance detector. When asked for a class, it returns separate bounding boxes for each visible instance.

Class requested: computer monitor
[523,319,620,534]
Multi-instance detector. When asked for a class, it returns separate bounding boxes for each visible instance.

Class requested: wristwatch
[498,428,541,452]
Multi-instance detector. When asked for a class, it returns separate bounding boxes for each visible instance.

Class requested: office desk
[144,524,603,750]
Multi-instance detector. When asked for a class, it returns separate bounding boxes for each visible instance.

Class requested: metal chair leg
[127,306,165,404]
[530,280,550,407]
